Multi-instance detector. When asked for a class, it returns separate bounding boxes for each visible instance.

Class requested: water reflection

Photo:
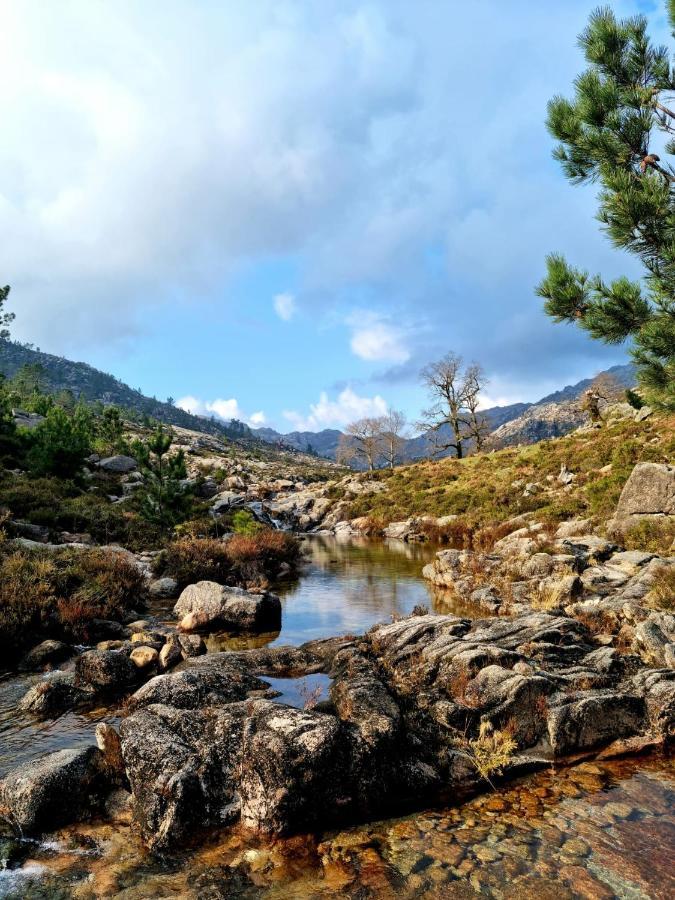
[273,535,444,645]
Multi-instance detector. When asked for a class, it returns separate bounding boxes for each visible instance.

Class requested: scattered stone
[148,577,179,599]
[97,455,138,473]
[130,646,159,669]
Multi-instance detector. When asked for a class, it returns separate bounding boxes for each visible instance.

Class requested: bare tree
[579,372,625,424]
[379,409,407,469]
[464,363,489,452]
[418,353,488,459]
[337,417,383,472]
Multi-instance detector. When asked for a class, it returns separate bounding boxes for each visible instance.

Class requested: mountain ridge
[0,340,635,461]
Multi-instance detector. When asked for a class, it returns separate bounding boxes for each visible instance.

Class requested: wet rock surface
[0,746,106,832]
[106,607,675,851]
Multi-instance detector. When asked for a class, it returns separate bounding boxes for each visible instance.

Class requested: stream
[1,535,674,898]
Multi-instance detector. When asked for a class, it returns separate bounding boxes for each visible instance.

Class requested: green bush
[28,405,93,478]
[231,509,264,536]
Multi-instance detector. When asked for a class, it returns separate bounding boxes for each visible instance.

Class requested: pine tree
[134,425,192,530]
[537,4,675,409]
[28,405,93,478]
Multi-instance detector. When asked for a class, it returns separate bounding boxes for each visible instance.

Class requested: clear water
[2,535,674,898]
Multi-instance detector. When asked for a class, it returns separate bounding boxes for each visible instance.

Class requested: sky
[0,0,666,432]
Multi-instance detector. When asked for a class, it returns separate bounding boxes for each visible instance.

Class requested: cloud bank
[0,0,657,413]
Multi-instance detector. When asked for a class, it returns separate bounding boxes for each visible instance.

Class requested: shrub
[27,405,93,478]
[0,547,146,656]
[646,565,675,612]
[625,389,644,410]
[226,530,301,585]
[618,520,675,555]
[466,721,517,784]
[231,509,264,536]
[157,537,232,586]
[133,425,193,531]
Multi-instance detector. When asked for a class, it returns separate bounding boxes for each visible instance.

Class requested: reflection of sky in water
[264,672,332,708]
[272,535,442,646]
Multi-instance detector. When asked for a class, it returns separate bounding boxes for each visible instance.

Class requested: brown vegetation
[0,547,146,656]
[156,530,301,589]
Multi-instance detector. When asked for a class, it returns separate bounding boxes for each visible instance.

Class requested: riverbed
[1,535,674,898]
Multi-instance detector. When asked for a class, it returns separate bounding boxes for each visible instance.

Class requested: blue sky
[0,0,667,431]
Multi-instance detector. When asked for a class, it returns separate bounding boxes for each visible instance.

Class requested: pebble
[560,837,590,858]
[475,845,502,862]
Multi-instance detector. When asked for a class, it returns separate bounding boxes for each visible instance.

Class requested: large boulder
[174,582,281,633]
[608,462,675,535]
[239,701,346,834]
[97,455,138,474]
[0,747,105,833]
[120,702,248,851]
[75,649,139,692]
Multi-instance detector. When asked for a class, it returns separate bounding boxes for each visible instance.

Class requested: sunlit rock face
[113,609,675,851]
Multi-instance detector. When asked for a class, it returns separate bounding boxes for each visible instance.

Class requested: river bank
[1,535,674,898]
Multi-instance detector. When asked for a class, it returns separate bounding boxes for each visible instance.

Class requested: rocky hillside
[0,340,257,445]
[251,404,674,550]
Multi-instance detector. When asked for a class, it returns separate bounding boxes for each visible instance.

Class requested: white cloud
[348,312,410,364]
[0,0,646,394]
[176,395,265,427]
[283,386,388,431]
[273,292,297,321]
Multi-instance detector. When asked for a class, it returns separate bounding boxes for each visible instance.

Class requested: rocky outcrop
[607,462,675,535]
[114,607,675,852]
[97,455,138,473]
[174,582,281,633]
[0,747,106,833]
[422,521,674,668]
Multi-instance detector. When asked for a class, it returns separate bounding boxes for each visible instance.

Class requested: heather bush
[0,547,146,657]
[157,530,301,588]
[156,537,232,586]
[226,530,301,585]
